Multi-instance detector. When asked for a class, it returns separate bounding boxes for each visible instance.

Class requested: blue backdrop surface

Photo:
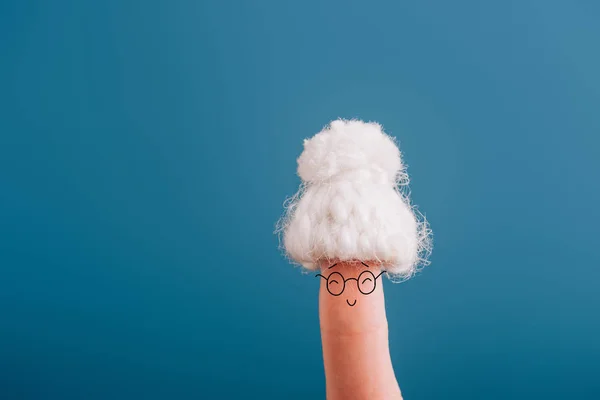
[1,1,599,399]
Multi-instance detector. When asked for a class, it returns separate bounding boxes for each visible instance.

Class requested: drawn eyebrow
[330,261,370,269]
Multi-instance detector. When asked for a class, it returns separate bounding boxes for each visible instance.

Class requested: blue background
[1,1,599,399]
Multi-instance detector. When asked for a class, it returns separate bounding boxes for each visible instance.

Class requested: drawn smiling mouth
[346,299,357,307]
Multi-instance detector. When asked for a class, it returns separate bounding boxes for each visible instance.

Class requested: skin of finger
[318,261,403,400]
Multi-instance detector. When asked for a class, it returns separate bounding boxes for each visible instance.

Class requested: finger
[318,261,402,400]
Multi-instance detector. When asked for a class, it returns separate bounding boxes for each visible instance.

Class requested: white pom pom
[277,119,431,281]
[297,119,404,185]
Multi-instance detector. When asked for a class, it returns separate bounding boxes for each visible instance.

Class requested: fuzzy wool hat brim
[279,119,431,280]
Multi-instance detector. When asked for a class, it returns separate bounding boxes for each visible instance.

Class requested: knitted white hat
[279,119,431,280]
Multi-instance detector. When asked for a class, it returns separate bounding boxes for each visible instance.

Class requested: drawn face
[316,262,385,307]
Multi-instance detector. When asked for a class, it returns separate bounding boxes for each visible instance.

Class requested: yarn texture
[278,119,431,281]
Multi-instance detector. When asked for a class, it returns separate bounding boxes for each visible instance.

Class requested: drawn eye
[357,270,376,295]
[326,272,345,296]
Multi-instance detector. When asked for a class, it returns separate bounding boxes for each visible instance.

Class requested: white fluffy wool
[278,119,431,281]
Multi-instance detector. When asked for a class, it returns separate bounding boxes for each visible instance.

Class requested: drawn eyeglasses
[316,269,385,296]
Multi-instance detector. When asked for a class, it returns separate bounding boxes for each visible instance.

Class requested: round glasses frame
[316,265,385,296]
